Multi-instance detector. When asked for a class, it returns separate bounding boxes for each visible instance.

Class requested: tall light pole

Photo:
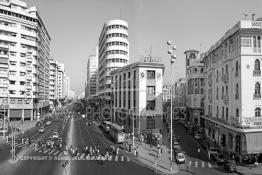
[167,40,176,170]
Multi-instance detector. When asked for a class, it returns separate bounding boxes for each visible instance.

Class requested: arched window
[255,82,261,95]
[255,59,260,71]
[236,108,239,117]
[236,61,239,72]
[255,107,261,117]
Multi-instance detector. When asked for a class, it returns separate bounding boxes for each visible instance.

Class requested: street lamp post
[167,40,176,170]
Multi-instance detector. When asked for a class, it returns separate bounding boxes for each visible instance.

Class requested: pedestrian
[154,158,158,172]
[254,155,258,167]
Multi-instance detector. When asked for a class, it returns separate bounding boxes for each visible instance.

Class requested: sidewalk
[126,138,179,175]
[236,163,262,175]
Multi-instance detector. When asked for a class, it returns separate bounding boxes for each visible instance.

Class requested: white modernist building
[98,19,129,106]
[202,16,262,160]
[63,75,70,97]
[0,0,51,121]
[111,62,165,136]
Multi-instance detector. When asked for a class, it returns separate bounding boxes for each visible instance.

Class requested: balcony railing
[253,93,261,100]
[253,70,261,77]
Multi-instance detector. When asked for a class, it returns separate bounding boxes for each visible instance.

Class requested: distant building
[185,50,204,124]
[162,85,171,103]
[202,16,262,159]
[111,62,165,136]
[174,78,187,113]
[63,75,70,97]
[86,54,98,98]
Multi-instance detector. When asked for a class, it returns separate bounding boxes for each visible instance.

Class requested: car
[212,154,225,165]
[223,160,236,173]
[38,127,45,133]
[176,152,186,164]
[45,121,52,126]
[53,131,59,139]
[194,133,202,139]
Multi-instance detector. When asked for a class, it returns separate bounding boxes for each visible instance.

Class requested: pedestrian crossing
[185,160,213,168]
[30,147,131,162]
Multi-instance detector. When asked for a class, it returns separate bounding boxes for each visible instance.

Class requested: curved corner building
[98,19,129,105]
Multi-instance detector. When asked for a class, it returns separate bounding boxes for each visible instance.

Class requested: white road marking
[53,151,60,156]
[43,148,51,154]
[208,162,212,168]
[195,161,198,168]
[48,149,56,155]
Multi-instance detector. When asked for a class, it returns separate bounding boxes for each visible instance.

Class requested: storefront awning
[246,132,262,154]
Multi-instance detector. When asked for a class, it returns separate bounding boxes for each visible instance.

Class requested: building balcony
[253,48,262,53]
[0,43,9,50]
[253,70,261,77]
[26,75,32,81]
[0,72,8,78]
[26,85,32,90]
[0,83,8,88]
[0,53,8,59]
[224,96,229,104]
[253,93,261,100]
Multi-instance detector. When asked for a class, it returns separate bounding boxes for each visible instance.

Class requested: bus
[109,123,125,144]
[101,121,111,133]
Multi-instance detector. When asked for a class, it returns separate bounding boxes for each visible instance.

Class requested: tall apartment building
[49,58,58,108]
[57,63,64,99]
[202,16,262,159]
[98,19,129,107]
[185,50,204,124]
[0,0,51,121]
[86,54,98,98]
[63,75,70,97]
[111,62,165,136]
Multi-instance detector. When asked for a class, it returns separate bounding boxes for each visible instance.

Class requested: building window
[254,59,261,76]
[216,87,219,99]
[241,36,252,47]
[147,70,155,79]
[226,107,228,121]
[10,99,15,104]
[255,82,261,95]
[146,86,155,95]
[17,99,22,104]
[236,108,239,117]
[10,81,15,85]
[235,84,239,100]
[146,100,155,111]
[222,107,224,120]
[146,116,155,129]
[255,107,261,117]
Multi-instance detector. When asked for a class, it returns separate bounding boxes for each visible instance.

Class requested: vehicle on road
[109,123,125,144]
[212,153,225,165]
[45,121,52,126]
[176,152,186,164]
[194,133,202,139]
[223,160,236,173]
[101,120,111,133]
[53,131,59,139]
[38,127,45,133]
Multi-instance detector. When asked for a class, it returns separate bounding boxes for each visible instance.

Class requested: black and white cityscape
[0,0,262,175]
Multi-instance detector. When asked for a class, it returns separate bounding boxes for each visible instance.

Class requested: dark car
[212,154,226,165]
[223,160,236,173]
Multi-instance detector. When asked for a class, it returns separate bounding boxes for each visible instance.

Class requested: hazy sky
[28,0,262,94]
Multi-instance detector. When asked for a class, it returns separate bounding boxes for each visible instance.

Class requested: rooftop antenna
[243,13,248,20]
[150,45,153,62]
[120,9,122,19]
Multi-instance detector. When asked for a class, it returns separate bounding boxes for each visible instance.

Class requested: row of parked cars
[180,120,236,173]
[168,133,186,164]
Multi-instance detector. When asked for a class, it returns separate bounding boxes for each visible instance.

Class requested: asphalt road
[173,122,239,175]
[70,116,157,175]
[5,116,70,175]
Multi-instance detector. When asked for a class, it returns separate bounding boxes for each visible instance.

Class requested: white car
[176,152,186,164]
[38,127,45,133]
[46,121,52,126]
[53,131,59,139]
[194,133,202,139]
